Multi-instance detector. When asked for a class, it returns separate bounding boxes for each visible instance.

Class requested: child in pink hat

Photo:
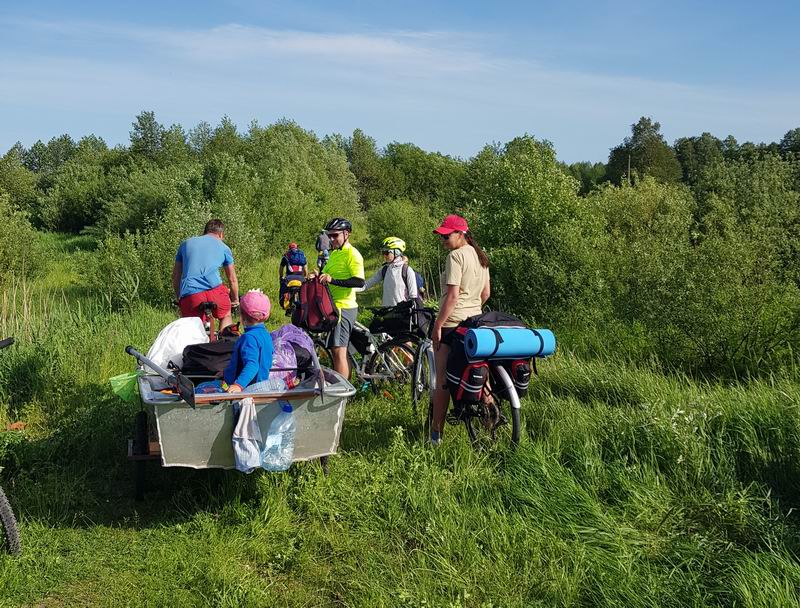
[221,289,274,393]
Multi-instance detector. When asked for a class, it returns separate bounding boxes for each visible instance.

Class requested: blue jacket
[223,324,274,388]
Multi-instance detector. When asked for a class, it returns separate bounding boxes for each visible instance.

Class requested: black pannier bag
[349,324,373,356]
[460,310,526,330]
[368,300,429,338]
[445,330,489,403]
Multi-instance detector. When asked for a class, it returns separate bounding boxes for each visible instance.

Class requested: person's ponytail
[464,231,489,268]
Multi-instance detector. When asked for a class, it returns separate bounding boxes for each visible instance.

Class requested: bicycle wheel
[411,341,433,417]
[464,365,520,451]
[0,485,21,555]
[366,339,415,392]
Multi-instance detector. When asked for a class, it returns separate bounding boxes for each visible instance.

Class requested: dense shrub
[97,161,205,234]
[0,191,45,280]
[0,147,38,215]
[244,121,362,251]
[590,177,800,375]
[463,136,606,325]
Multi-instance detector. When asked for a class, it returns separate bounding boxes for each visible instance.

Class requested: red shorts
[179,284,231,319]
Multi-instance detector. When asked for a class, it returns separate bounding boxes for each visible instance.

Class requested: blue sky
[1,0,798,162]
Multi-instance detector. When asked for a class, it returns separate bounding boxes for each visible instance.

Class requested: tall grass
[1,239,800,606]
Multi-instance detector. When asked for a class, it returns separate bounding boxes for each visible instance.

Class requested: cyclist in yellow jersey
[309,217,365,378]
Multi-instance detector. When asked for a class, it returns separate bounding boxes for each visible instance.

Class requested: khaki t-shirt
[439,245,490,327]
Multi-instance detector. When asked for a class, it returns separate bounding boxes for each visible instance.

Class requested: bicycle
[280,276,304,317]
[356,303,437,419]
[415,329,523,451]
[312,319,416,393]
[0,337,21,555]
[409,307,437,417]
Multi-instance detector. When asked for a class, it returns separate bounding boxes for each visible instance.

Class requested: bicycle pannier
[350,325,372,356]
[493,358,532,400]
[446,331,489,403]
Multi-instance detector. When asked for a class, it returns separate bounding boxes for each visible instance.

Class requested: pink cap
[240,290,271,321]
[288,242,298,249]
[433,214,469,235]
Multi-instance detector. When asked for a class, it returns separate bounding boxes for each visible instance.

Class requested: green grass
[1,236,800,606]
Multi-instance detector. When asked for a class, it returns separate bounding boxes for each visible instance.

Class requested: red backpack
[291,276,339,332]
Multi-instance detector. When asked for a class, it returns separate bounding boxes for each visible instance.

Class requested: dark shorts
[440,326,457,347]
[328,307,358,349]
[179,284,231,319]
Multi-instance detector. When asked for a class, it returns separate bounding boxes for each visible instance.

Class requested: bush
[244,121,362,251]
[0,191,45,280]
[463,136,606,324]
[97,161,205,234]
[38,161,106,232]
[589,177,800,375]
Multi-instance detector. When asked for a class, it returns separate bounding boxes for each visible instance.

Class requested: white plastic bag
[146,317,208,372]
[232,397,263,473]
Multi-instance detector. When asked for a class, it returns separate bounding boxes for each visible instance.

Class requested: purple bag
[270,324,318,387]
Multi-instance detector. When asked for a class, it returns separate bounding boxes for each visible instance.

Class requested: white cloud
[0,17,798,161]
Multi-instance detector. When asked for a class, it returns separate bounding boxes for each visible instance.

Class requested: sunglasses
[439,232,455,240]
[327,232,343,239]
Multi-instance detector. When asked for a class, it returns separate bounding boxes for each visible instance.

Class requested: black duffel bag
[181,340,236,375]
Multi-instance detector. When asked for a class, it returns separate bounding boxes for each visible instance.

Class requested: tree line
[1,112,799,378]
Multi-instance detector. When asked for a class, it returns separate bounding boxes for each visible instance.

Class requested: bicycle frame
[313,321,414,387]
[198,302,218,342]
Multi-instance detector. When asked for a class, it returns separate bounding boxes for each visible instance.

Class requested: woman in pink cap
[221,289,274,393]
[430,214,490,444]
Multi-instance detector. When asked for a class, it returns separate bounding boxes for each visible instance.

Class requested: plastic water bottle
[260,401,296,471]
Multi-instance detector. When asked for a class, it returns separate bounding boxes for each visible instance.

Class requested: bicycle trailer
[133,368,354,468]
[125,346,355,498]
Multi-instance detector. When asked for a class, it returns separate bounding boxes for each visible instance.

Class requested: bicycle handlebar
[0,337,14,350]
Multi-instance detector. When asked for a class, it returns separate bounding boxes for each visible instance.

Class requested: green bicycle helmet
[381,236,406,254]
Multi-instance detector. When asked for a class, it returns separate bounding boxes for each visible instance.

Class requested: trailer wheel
[133,410,149,501]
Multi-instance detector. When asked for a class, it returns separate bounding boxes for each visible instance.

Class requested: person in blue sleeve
[221,290,274,393]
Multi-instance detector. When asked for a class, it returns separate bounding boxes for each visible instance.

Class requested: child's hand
[227,383,243,393]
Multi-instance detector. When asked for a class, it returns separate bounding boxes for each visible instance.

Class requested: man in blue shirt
[172,219,239,331]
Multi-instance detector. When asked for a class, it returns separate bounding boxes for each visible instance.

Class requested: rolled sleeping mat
[464,327,556,360]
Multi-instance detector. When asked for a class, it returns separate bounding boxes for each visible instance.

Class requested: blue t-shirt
[175,235,234,298]
[223,324,274,388]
